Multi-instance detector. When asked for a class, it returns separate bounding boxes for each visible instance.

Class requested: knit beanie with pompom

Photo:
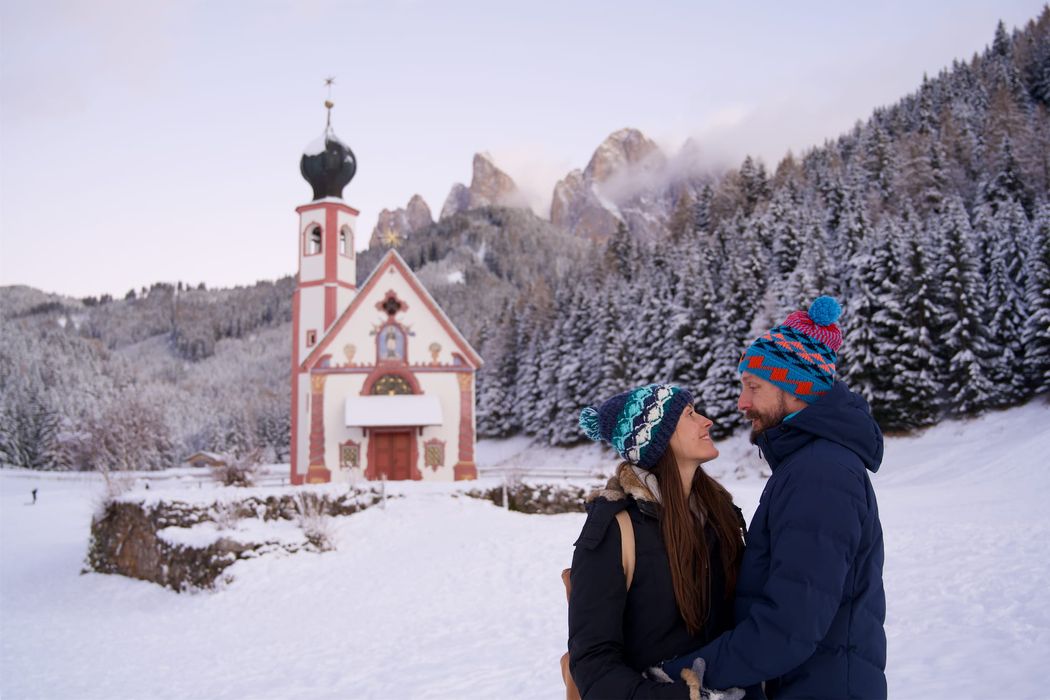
[737,295,843,403]
[578,384,693,469]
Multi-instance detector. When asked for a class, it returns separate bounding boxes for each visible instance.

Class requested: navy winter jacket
[671,381,887,699]
[568,465,739,699]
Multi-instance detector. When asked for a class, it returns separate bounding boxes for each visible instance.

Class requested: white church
[290,103,482,484]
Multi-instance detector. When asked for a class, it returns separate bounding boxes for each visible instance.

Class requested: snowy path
[2,399,1050,699]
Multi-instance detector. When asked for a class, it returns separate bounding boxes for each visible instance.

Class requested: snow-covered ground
[2,399,1049,699]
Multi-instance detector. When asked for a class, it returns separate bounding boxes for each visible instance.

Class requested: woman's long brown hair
[652,448,744,636]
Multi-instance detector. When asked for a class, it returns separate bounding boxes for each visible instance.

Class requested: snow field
[2,399,1049,699]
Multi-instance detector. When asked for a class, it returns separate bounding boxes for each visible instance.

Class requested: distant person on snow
[567,383,754,699]
[31,488,37,504]
[660,296,887,699]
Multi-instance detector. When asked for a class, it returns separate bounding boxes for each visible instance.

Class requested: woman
[568,383,749,699]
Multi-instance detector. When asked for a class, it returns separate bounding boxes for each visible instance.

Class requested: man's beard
[747,392,790,444]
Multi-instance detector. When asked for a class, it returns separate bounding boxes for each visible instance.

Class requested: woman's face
[669,404,719,464]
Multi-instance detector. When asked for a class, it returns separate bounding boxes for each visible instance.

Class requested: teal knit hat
[578,384,693,469]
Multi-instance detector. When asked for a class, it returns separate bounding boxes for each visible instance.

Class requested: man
[665,295,887,699]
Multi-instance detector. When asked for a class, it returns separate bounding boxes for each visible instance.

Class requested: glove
[680,657,744,700]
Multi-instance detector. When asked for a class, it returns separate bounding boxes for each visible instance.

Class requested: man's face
[738,372,793,443]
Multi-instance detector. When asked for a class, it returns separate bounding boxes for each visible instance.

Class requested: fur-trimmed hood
[589,461,663,508]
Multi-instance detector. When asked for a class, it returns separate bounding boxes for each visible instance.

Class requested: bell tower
[291,88,359,485]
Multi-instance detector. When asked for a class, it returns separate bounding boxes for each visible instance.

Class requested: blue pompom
[579,407,603,442]
[808,296,842,326]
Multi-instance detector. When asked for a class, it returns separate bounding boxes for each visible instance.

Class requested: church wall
[416,372,464,481]
[297,286,326,361]
[321,373,368,483]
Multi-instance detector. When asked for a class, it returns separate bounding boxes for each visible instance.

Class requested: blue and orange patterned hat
[578,384,693,469]
[738,295,843,403]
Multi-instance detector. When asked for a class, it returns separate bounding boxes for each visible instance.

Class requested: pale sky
[1,0,1045,299]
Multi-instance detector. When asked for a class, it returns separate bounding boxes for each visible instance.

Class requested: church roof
[301,248,483,370]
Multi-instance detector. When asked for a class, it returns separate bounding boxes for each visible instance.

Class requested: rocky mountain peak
[583,128,665,184]
[369,195,434,248]
[440,153,523,220]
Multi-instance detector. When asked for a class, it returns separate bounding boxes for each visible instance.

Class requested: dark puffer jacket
[568,464,740,699]
[675,381,887,699]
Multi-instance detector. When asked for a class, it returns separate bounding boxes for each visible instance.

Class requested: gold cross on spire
[324,76,336,128]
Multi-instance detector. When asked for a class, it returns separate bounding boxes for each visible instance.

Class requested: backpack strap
[615,509,635,591]
[562,507,637,600]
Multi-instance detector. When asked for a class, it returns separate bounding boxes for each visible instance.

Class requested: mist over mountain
[3,10,1049,471]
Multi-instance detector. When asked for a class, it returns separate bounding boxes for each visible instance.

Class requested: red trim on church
[305,374,331,483]
[296,200,360,217]
[297,279,356,290]
[453,373,477,480]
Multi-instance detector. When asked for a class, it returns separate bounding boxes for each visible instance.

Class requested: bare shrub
[212,448,262,487]
[296,492,334,551]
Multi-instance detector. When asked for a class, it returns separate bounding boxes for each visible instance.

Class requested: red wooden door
[373,431,413,480]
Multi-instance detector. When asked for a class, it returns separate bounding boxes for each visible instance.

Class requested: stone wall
[85,489,384,591]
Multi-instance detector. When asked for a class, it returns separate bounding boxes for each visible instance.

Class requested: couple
[567,296,886,700]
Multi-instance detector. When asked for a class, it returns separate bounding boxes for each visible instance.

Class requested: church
[290,103,482,484]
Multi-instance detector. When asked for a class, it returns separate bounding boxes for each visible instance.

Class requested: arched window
[307,225,322,255]
[371,374,413,396]
[339,225,353,257]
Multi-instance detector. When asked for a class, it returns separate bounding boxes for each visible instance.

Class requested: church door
[373,431,414,480]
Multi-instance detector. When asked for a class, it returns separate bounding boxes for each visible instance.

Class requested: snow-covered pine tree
[840,220,898,413]
[1023,202,1050,394]
[888,209,942,428]
[935,197,997,415]
[476,303,519,437]
[664,239,718,393]
[985,200,1032,405]
[768,188,804,278]
[779,207,834,319]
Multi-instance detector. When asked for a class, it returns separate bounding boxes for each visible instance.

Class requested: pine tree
[891,210,943,428]
[985,200,1031,404]
[840,225,892,412]
[935,197,996,414]
[1023,202,1050,393]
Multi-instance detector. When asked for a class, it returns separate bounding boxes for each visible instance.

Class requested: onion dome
[300,100,356,200]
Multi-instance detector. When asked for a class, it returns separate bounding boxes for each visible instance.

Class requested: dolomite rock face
[440,183,473,221]
[440,153,523,220]
[550,169,621,242]
[550,128,675,241]
[369,194,435,248]
[583,128,665,184]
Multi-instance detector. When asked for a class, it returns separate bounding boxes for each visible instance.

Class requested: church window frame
[339,225,353,258]
[339,439,361,470]
[371,374,414,396]
[423,438,445,471]
[304,224,323,256]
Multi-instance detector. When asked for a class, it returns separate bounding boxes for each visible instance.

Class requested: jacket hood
[757,381,884,473]
[589,462,663,506]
